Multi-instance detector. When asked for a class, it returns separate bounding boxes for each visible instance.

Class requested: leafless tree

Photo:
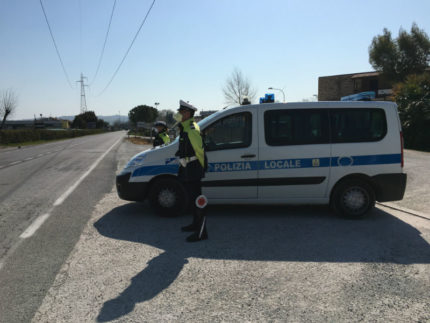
[0,89,18,129]
[222,68,257,105]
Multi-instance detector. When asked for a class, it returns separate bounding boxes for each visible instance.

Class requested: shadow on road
[94,203,430,322]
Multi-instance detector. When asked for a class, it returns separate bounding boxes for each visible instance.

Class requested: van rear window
[330,108,387,143]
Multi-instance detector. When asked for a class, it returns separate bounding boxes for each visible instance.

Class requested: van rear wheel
[331,179,375,218]
[149,178,187,216]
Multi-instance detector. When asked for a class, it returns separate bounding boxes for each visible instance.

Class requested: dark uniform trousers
[178,161,207,240]
[176,121,207,241]
[184,180,202,209]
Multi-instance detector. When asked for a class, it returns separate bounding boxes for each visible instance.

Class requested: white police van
[116,101,407,218]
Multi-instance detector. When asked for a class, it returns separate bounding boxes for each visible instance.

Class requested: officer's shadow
[94,202,430,322]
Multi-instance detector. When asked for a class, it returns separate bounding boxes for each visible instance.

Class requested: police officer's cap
[154,120,167,127]
[178,100,197,112]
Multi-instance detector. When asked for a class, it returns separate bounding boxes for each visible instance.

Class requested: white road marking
[19,213,51,239]
[19,137,122,239]
[54,137,121,206]
[24,157,33,161]
[8,161,21,166]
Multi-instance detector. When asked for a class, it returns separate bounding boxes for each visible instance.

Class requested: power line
[97,0,156,96]
[79,0,82,73]
[39,0,74,89]
[90,0,117,86]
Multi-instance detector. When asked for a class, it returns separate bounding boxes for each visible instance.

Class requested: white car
[117,101,407,218]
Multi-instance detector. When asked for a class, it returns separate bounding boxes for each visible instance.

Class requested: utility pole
[77,73,88,114]
[268,87,286,103]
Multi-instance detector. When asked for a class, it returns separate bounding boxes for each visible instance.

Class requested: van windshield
[197,109,225,130]
[170,110,225,143]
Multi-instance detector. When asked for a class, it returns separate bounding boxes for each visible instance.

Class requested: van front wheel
[149,178,187,216]
[331,179,375,218]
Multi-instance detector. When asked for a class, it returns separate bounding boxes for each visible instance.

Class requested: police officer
[174,100,208,242]
[153,121,170,147]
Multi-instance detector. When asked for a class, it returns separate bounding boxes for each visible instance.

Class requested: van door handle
[241,154,256,158]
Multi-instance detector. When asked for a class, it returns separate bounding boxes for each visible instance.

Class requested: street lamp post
[268,87,285,103]
[152,102,160,144]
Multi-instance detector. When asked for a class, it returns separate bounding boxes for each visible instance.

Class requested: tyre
[149,178,187,216]
[331,179,375,219]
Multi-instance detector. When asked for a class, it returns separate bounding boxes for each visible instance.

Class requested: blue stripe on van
[331,153,401,167]
[132,164,179,177]
[130,153,401,177]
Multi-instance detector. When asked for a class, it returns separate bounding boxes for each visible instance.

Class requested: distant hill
[98,115,129,125]
[58,116,74,121]
[59,115,129,125]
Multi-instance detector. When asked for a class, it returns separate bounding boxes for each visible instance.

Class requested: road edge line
[20,136,121,240]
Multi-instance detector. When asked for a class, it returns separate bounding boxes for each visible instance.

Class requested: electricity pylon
[77,73,88,114]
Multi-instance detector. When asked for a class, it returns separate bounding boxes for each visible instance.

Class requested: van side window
[265,109,329,146]
[330,108,387,143]
[203,112,252,151]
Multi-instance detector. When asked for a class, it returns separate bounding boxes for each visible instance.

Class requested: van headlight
[120,155,146,174]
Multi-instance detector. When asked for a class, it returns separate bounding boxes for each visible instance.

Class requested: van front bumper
[116,173,148,201]
[372,173,407,202]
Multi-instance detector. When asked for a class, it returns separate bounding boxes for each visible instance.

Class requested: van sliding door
[258,108,331,200]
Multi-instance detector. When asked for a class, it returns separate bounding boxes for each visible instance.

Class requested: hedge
[395,73,430,152]
[0,129,106,145]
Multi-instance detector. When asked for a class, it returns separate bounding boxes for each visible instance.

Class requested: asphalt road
[0,138,429,322]
[0,131,126,323]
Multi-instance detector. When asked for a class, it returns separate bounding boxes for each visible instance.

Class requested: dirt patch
[125,137,152,145]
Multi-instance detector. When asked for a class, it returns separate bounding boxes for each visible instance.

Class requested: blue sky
[2,0,430,120]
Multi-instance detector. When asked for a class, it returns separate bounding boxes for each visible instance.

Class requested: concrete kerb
[0,146,23,152]
[377,202,430,221]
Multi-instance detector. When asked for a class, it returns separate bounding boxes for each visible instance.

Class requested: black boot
[181,223,198,232]
[186,212,208,242]
[181,210,199,232]
[186,228,208,242]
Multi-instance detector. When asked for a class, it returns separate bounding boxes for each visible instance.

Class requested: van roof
[199,101,397,128]
[221,101,396,112]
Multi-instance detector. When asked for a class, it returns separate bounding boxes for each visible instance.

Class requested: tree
[157,109,175,127]
[222,68,257,105]
[72,111,99,129]
[394,73,430,150]
[369,23,430,82]
[128,105,158,126]
[96,119,110,129]
[0,89,18,129]
[112,120,129,130]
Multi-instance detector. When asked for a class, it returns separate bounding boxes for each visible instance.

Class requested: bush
[0,129,106,145]
[394,73,430,151]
